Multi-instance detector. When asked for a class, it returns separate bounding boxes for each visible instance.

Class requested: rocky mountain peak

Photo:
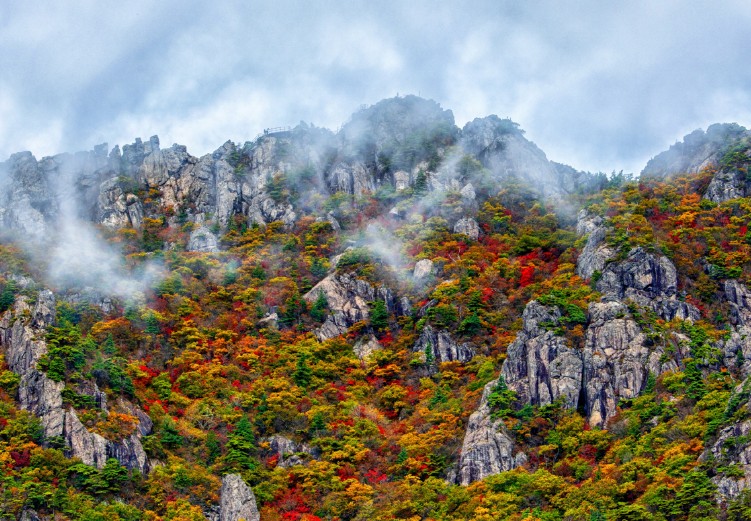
[641,122,749,180]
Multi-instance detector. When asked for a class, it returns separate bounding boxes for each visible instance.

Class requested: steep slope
[5,99,751,519]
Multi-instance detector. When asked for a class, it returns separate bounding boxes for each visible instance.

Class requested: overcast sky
[2,1,751,174]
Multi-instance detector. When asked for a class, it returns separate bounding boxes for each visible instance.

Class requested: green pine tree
[310,291,328,322]
[370,300,389,332]
[293,353,312,388]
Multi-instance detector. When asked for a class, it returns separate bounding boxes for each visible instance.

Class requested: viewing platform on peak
[253,126,292,141]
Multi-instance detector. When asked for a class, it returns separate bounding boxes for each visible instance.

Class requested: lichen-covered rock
[64,410,109,467]
[501,301,582,409]
[19,509,41,521]
[18,369,65,437]
[97,177,144,228]
[454,378,527,485]
[353,334,382,360]
[187,226,219,252]
[582,301,687,427]
[454,217,479,240]
[393,170,410,191]
[596,247,700,321]
[220,474,260,521]
[726,280,751,327]
[460,183,476,201]
[0,290,56,374]
[303,272,404,341]
[414,324,475,363]
[326,160,375,195]
[0,152,58,239]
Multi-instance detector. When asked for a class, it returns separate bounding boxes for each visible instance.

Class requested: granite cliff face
[720,280,751,378]
[0,290,152,474]
[456,205,708,482]
[501,301,582,410]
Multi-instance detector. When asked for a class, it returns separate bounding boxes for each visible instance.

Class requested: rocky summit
[3,96,751,519]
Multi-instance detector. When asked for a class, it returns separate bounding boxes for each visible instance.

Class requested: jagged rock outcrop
[577,244,696,426]
[460,183,476,201]
[19,509,41,521]
[97,177,144,228]
[501,301,582,409]
[453,217,480,240]
[454,378,527,485]
[0,127,330,243]
[0,152,59,239]
[340,96,457,176]
[582,301,666,427]
[265,435,317,468]
[639,123,751,204]
[220,474,260,521]
[18,369,65,436]
[303,271,405,341]
[325,160,375,195]
[575,210,617,279]
[0,290,152,473]
[414,324,475,363]
[641,123,748,180]
[596,247,700,321]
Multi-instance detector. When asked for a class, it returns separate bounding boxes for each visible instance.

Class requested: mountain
[2,97,751,520]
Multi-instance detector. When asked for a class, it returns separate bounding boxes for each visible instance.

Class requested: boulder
[413,259,434,280]
[266,435,317,468]
[454,217,480,240]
